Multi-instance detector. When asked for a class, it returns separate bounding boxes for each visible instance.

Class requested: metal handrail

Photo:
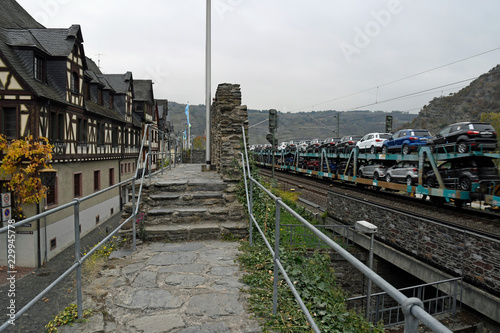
[0,124,176,331]
[240,125,452,333]
[348,277,462,326]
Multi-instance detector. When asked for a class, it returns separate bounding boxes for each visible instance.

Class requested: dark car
[307,138,322,153]
[385,161,431,186]
[321,137,341,153]
[381,129,431,154]
[426,122,497,153]
[336,135,362,153]
[358,160,395,180]
[425,156,500,191]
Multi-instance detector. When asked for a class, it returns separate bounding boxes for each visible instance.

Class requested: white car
[298,140,310,152]
[356,132,392,154]
[277,142,288,152]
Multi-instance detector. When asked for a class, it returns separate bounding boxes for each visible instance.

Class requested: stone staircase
[123,165,248,242]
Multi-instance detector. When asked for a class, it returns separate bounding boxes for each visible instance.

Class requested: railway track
[258,166,500,239]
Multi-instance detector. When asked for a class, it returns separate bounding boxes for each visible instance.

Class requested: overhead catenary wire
[290,46,500,113]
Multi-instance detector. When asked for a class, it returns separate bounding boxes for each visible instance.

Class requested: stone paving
[61,241,262,332]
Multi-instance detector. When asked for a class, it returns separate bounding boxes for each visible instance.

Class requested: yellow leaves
[0,135,53,204]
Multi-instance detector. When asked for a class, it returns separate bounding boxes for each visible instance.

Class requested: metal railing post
[249,180,253,246]
[240,153,253,248]
[402,297,423,332]
[451,279,457,316]
[132,178,137,251]
[160,134,165,175]
[73,199,83,319]
[366,232,375,320]
[148,126,152,181]
[272,199,282,315]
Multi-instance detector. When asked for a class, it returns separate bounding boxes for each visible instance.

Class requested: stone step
[146,206,245,225]
[153,180,227,193]
[149,192,225,206]
[143,222,248,242]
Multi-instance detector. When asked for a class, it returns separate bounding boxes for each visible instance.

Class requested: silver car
[385,161,431,186]
[358,160,394,180]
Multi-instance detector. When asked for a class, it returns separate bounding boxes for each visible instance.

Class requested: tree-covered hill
[167,102,417,145]
[166,64,500,145]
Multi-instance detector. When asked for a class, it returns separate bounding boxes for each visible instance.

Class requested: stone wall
[210,83,248,182]
[327,191,500,297]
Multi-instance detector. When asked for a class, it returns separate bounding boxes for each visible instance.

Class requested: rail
[0,123,176,331]
[241,126,453,332]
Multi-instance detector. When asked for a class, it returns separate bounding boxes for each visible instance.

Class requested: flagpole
[205,0,211,169]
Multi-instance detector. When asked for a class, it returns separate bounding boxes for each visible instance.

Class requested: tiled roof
[85,99,125,123]
[0,0,45,29]
[104,72,133,95]
[29,26,82,57]
[0,24,85,103]
[0,28,66,103]
[134,79,154,103]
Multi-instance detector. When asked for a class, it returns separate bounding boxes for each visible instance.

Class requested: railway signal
[269,109,278,131]
[386,115,393,133]
[268,109,279,187]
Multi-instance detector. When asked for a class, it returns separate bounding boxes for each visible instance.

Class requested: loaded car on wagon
[426,122,497,153]
[425,156,500,191]
[381,129,431,154]
[356,132,392,154]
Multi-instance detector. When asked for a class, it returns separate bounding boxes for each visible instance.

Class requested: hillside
[167,64,500,144]
[167,102,417,145]
[407,64,500,133]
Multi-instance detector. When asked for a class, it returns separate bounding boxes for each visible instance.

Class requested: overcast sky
[16,0,500,114]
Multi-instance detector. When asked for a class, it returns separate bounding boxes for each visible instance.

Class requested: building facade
[0,0,164,266]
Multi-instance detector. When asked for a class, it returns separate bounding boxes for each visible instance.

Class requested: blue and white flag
[185,104,191,128]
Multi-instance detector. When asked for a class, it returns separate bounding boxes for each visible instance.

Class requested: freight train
[252,144,500,208]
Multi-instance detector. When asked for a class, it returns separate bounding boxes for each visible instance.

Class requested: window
[109,168,114,186]
[83,81,90,100]
[109,94,114,109]
[98,88,103,105]
[112,126,118,147]
[124,129,129,147]
[77,118,87,143]
[50,237,57,250]
[71,71,79,93]
[73,173,82,197]
[49,112,64,141]
[94,170,100,192]
[34,55,44,81]
[97,123,105,146]
[1,107,17,139]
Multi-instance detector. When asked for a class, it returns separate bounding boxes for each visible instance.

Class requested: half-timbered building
[133,79,159,171]
[0,1,151,266]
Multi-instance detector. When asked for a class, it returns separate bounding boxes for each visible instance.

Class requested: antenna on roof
[96,52,104,69]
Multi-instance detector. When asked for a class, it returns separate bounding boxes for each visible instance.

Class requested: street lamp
[39,167,57,266]
[40,167,57,187]
[355,220,378,321]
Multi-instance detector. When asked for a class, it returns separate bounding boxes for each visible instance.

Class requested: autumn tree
[0,135,54,204]
[192,136,206,150]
